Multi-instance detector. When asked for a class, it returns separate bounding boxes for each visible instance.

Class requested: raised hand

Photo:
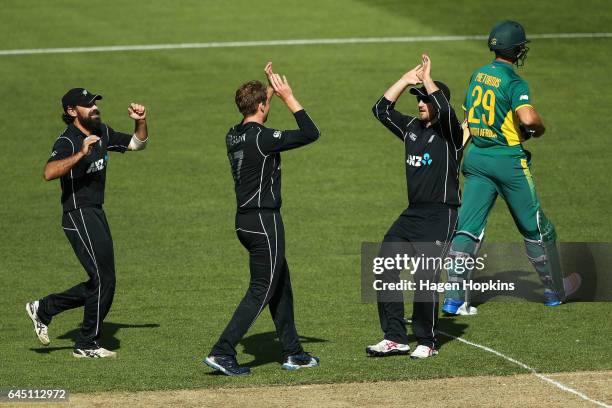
[268,72,294,101]
[264,61,274,79]
[421,54,432,81]
[263,62,275,100]
[81,135,100,156]
[402,64,424,86]
[265,68,302,112]
[128,103,147,120]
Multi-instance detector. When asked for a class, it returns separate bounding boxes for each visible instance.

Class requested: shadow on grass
[435,318,469,349]
[457,244,598,307]
[30,322,160,354]
[240,332,328,368]
[470,269,540,307]
[404,310,469,348]
[30,346,74,353]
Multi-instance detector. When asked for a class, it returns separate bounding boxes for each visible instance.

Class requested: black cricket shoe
[282,352,320,370]
[204,355,250,376]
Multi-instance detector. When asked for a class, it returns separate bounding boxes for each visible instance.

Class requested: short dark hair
[62,112,75,124]
[235,80,267,117]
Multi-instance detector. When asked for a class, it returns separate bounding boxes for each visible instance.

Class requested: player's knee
[104,275,116,289]
[447,233,481,281]
[522,210,556,242]
[538,211,556,242]
[248,279,271,299]
[451,232,481,255]
[521,228,540,241]
[96,271,116,289]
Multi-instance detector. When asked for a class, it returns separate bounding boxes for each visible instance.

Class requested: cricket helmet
[488,20,530,66]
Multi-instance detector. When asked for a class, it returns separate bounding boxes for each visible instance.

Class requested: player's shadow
[469,269,542,307]
[239,332,328,368]
[30,322,160,354]
[435,318,469,348]
[459,243,598,307]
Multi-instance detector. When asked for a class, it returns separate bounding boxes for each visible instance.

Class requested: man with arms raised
[26,88,149,358]
[204,63,320,376]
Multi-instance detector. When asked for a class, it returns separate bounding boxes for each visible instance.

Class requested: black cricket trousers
[210,210,303,359]
[377,203,458,348]
[37,206,116,349]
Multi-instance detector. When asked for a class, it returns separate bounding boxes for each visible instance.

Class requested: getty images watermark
[371,252,514,294]
[361,242,612,303]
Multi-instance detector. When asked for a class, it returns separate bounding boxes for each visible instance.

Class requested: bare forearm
[517,107,546,137]
[526,114,545,137]
[383,78,411,102]
[44,152,84,181]
[134,119,148,141]
[283,95,303,113]
[525,123,545,138]
[422,77,439,95]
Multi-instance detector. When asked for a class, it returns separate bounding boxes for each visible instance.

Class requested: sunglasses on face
[417,96,431,104]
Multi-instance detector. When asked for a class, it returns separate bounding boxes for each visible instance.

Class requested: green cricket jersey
[463,60,533,148]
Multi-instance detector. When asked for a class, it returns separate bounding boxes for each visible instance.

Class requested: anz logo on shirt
[407,153,433,167]
[86,154,108,174]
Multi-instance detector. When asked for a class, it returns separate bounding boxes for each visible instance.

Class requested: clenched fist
[128,103,147,120]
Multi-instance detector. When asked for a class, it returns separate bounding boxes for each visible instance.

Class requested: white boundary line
[1,33,611,56]
[439,330,612,407]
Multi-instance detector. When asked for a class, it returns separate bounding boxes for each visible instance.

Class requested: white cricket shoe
[457,302,478,315]
[410,344,439,359]
[443,299,478,315]
[25,301,50,346]
[73,345,117,359]
[366,339,409,357]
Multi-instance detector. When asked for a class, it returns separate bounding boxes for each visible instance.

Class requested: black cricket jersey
[226,110,320,212]
[372,90,463,206]
[47,123,132,212]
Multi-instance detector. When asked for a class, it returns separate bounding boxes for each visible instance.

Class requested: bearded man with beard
[25,88,149,358]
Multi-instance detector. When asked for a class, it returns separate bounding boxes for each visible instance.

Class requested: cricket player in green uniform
[443,20,578,314]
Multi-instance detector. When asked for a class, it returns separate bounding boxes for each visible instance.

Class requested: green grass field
[1,0,611,394]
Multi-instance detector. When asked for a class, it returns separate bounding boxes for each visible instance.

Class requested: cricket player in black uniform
[366,54,463,359]
[26,88,149,358]
[204,63,320,376]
